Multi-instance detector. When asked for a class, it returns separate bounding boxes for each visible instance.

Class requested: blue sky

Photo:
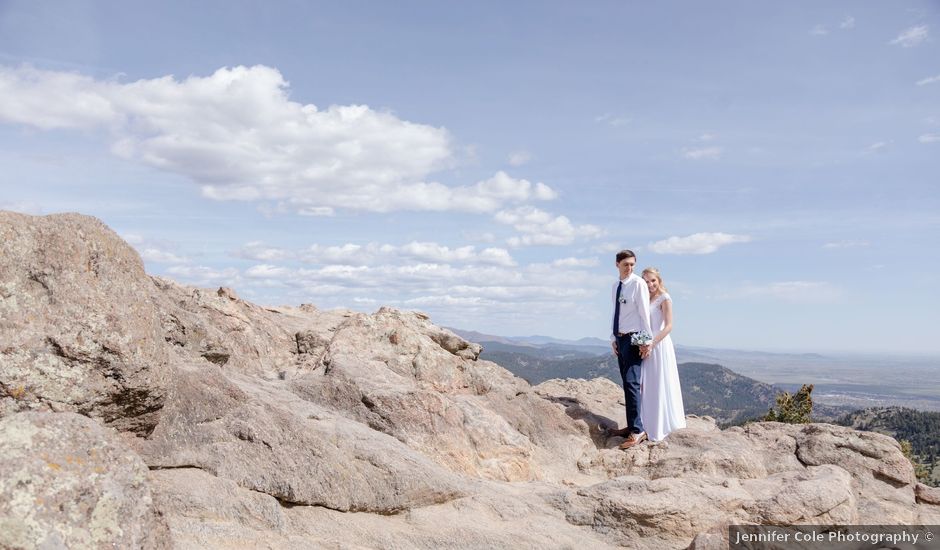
[1,1,938,354]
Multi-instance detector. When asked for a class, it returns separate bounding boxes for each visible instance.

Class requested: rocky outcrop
[917,483,940,505]
[137,363,467,513]
[152,468,620,549]
[536,378,940,549]
[290,306,588,483]
[1,211,938,549]
[0,212,170,435]
[0,411,170,549]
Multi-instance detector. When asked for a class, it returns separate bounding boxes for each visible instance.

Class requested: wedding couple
[608,249,686,449]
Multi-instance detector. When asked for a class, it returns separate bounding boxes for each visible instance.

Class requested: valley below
[456,330,940,413]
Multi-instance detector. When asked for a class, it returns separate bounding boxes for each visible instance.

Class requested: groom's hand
[611,341,619,356]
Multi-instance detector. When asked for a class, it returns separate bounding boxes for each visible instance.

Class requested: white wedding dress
[640,293,686,441]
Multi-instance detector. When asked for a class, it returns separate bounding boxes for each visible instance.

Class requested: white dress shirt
[610,272,653,342]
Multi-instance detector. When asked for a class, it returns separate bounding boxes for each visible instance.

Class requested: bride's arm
[650,299,673,348]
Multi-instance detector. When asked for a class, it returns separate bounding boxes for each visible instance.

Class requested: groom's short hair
[615,250,636,263]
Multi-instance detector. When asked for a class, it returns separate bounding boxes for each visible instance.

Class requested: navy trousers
[616,333,644,434]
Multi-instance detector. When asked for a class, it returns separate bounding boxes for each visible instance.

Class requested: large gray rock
[562,475,748,549]
[917,483,940,505]
[792,421,919,522]
[290,307,589,483]
[0,411,170,549]
[150,468,289,548]
[152,467,618,550]
[137,363,466,513]
[536,378,931,546]
[151,276,352,377]
[559,464,855,548]
[0,212,169,434]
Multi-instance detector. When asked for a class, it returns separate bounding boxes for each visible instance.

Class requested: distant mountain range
[447,328,611,353]
[448,328,832,366]
[456,330,852,426]
[450,328,940,413]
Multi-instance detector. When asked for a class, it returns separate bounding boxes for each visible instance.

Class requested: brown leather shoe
[618,431,647,450]
[605,427,631,438]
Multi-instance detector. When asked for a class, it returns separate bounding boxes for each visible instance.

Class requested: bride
[639,267,686,442]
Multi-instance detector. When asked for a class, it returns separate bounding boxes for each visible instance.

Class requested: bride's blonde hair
[642,267,668,294]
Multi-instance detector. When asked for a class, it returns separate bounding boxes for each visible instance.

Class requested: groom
[609,249,652,449]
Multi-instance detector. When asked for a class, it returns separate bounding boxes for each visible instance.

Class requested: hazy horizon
[450,326,940,359]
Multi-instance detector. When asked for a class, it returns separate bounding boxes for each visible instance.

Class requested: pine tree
[763,384,814,424]
[900,440,932,484]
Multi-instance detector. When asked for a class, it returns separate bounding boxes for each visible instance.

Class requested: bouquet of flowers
[630,330,652,346]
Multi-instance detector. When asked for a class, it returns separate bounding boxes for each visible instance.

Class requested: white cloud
[122,233,144,245]
[257,201,332,218]
[813,17,853,36]
[595,113,631,127]
[697,133,717,142]
[823,240,870,249]
[478,248,516,266]
[495,206,604,247]
[402,295,495,308]
[889,25,928,47]
[682,146,722,160]
[864,141,890,153]
[462,171,557,205]
[219,261,602,307]
[552,257,599,268]
[165,265,241,287]
[917,75,940,86]
[0,201,43,215]
[0,66,119,130]
[237,241,294,261]
[297,206,335,217]
[276,171,556,214]
[918,133,940,143]
[155,250,610,329]
[301,243,390,265]
[648,232,751,255]
[399,242,516,266]
[120,233,189,264]
[139,248,189,264]
[0,64,556,214]
[462,230,497,243]
[590,242,624,254]
[238,240,517,267]
[245,264,291,278]
[508,150,532,166]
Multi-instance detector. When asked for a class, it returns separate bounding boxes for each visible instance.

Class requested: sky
[0,1,938,355]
